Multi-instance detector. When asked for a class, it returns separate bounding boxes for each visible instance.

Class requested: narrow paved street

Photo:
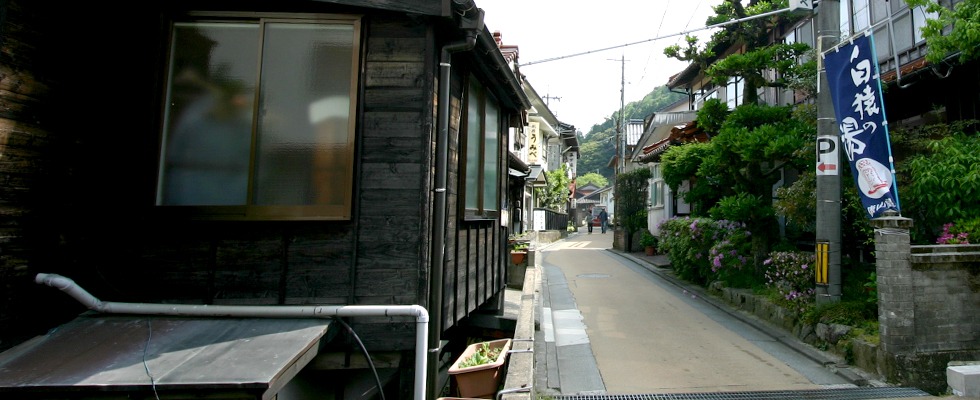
[532,227,935,399]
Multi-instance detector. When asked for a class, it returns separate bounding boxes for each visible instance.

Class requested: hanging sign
[823,33,900,219]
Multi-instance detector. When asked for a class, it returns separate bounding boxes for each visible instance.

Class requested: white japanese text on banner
[824,33,900,219]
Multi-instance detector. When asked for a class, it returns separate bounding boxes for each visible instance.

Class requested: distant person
[599,208,609,234]
[587,206,594,234]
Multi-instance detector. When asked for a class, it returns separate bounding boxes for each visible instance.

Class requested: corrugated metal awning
[0,313,333,399]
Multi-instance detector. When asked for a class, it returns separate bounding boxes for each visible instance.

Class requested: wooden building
[0,0,529,398]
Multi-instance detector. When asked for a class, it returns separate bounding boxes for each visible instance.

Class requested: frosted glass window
[463,76,502,219]
[465,80,483,211]
[157,15,360,220]
[483,100,499,212]
[651,164,664,207]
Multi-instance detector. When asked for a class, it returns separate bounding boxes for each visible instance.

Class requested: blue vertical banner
[823,33,900,219]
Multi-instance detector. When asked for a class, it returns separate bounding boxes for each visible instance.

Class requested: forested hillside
[576,85,685,183]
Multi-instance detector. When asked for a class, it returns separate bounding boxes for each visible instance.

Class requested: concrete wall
[873,212,980,394]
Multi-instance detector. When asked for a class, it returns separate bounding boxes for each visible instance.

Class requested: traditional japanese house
[0,0,529,398]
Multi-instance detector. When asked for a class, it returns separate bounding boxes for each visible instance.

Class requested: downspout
[36,273,429,400]
[430,1,484,399]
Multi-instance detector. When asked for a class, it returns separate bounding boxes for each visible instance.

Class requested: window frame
[461,75,502,221]
[155,12,362,221]
[650,164,665,208]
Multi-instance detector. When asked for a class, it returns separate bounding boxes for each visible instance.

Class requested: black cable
[143,320,161,400]
[333,317,386,400]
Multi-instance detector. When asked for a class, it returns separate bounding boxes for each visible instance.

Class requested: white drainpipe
[35,273,429,400]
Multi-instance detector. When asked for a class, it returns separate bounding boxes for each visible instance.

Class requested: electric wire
[334,317,386,400]
[142,319,161,400]
[638,0,671,85]
[522,5,790,66]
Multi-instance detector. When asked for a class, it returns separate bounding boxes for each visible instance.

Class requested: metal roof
[0,313,333,399]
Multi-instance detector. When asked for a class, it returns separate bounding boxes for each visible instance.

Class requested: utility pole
[543,94,561,107]
[608,55,627,175]
[815,0,842,303]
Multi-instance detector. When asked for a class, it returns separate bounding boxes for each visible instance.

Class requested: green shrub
[763,251,816,314]
[657,216,715,285]
[707,220,755,288]
[657,216,754,287]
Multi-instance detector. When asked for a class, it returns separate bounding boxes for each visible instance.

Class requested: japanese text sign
[824,34,900,219]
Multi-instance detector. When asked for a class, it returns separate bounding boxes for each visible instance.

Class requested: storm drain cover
[577,273,611,279]
[553,387,931,400]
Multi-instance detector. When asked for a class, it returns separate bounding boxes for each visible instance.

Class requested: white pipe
[35,273,429,400]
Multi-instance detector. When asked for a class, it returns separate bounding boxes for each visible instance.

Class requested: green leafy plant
[901,132,980,242]
[639,230,658,248]
[457,341,503,368]
[509,232,530,251]
[863,272,878,306]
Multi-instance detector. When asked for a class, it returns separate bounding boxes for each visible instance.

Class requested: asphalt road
[532,227,940,399]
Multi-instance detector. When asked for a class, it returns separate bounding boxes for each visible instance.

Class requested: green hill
[576,85,685,183]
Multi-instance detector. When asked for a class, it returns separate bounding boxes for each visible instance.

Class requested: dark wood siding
[0,0,515,356]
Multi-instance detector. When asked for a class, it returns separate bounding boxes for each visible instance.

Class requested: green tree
[534,164,571,211]
[901,132,980,241]
[661,100,815,274]
[904,0,980,64]
[614,167,651,250]
[664,0,811,104]
[575,172,608,188]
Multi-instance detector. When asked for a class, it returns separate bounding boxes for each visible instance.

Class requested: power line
[521,7,798,66]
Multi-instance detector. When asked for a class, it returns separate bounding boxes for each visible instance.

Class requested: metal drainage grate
[553,387,932,400]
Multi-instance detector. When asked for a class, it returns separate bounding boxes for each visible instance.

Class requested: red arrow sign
[817,163,837,172]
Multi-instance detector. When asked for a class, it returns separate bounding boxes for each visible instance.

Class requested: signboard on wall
[527,122,539,164]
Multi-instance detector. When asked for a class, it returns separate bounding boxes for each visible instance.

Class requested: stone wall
[873,212,980,394]
[708,212,980,395]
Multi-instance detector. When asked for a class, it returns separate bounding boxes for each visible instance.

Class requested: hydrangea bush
[707,220,753,286]
[657,216,753,286]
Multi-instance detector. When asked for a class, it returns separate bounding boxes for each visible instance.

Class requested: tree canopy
[904,0,980,64]
[575,172,608,188]
[663,0,813,104]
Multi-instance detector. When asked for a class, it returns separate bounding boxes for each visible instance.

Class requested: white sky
[480,0,724,133]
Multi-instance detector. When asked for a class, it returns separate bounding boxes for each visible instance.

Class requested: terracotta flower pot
[510,251,527,265]
[448,338,512,398]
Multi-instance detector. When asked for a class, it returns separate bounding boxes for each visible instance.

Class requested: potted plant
[508,233,530,265]
[448,338,512,398]
[509,241,529,265]
[640,230,658,256]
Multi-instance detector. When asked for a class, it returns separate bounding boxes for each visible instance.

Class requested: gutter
[431,1,484,399]
[35,273,430,400]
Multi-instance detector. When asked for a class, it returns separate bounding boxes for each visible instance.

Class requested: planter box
[448,338,512,398]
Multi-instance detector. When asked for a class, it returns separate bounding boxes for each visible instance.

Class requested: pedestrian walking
[599,208,608,234]
[587,206,594,234]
